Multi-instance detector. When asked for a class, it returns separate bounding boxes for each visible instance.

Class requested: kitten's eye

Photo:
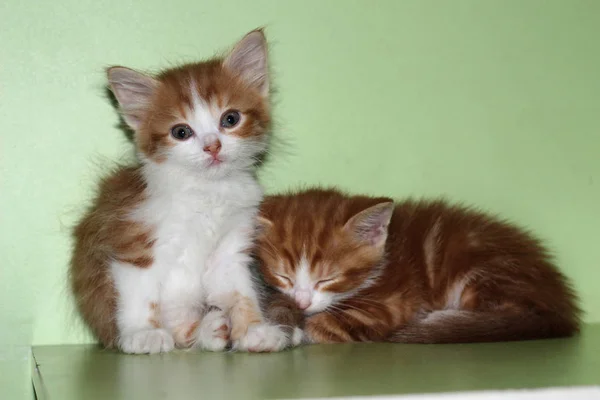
[220,110,241,128]
[315,279,335,289]
[275,274,293,286]
[170,124,194,140]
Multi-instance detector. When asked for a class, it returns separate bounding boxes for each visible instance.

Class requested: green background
[1,0,599,398]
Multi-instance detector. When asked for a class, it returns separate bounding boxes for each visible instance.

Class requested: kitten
[256,188,581,344]
[70,30,291,354]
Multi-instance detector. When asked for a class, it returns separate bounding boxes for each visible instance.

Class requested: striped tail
[390,310,580,344]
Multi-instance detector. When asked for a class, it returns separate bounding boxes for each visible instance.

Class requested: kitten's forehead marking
[188,79,220,135]
[296,254,312,290]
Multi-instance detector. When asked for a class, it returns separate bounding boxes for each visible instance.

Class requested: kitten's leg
[207,270,289,352]
[158,260,231,351]
[166,306,230,351]
[229,293,289,352]
[111,261,175,354]
[159,267,209,349]
[263,290,306,346]
[291,327,305,346]
[205,219,290,352]
[194,306,231,351]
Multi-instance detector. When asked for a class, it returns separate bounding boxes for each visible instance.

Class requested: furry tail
[390,310,580,344]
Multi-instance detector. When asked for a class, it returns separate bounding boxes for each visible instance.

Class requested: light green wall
[2,0,599,397]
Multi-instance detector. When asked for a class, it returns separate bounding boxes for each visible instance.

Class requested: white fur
[111,92,286,354]
[445,274,472,310]
[283,251,386,316]
[118,328,175,354]
[196,308,229,351]
[282,255,335,315]
[291,327,305,346]
[422,309,464,325]
[233,324,289,352]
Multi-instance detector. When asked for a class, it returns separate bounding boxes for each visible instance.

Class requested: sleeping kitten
[70,30,291,353]
[256,188,581,344]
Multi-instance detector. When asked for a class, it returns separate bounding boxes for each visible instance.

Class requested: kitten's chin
[199,157,255,176]
[193,158,233,177]
[199,165,228,179]
[201,155,225,169]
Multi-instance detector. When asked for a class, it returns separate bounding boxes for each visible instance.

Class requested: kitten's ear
[344,202,395,248]
[256,215,274,236]
[223,29,269,96]
[107,66,158,130]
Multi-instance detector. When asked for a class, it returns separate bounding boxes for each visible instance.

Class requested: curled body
[256,188,581,344]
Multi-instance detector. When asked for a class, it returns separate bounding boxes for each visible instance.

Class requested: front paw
[291,327,305,346]
[196,308,231,352]
[233,324,289,353]
[119,329,175,354]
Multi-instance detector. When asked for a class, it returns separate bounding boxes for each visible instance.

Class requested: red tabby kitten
[71,30,292,354]
[256,188,581,344]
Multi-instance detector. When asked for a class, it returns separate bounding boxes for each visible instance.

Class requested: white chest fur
[136,164,262,294]
[110,162,264,347]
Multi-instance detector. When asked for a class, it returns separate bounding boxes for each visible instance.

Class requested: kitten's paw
[119,329,175,354]
[291,327,304,347]
[172,320,201,349]
[234,324,288,353]
[196,309,231,352]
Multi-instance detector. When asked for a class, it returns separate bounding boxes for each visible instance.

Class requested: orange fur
[229,294,263,341]
[70,167,148,347]
[172,320,201,348]
[69,30,271,349]
[148,302,161,329]
[257,188,581,344]
[133,60,269,163]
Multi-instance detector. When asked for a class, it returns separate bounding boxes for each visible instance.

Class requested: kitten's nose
[203,140,222,157]
[294,290,312,310]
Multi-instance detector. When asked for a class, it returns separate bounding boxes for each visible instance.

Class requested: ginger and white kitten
[257,188,581,344]
[70,30,291,353]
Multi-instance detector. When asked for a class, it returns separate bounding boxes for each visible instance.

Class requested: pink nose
[294,290,312,310]
[203,140,222,156]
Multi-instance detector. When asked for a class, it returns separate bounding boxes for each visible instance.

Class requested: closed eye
[275,273,293,286]
[315,278,335,289]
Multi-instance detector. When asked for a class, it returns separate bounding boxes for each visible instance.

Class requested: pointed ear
[223,29,269,96]
[256,215,274,236]
[343,202,394,248]
[107,66,158,130]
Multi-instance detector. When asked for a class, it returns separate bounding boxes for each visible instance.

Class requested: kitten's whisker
[325,306,354,325]
[347,298,386,308]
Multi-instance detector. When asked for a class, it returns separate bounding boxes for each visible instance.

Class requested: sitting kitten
[256,188,581,344]
[70,30,291,353]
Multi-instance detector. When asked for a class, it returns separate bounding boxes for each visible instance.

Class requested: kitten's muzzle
[294,289,312,310]
[203,139,222,157]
